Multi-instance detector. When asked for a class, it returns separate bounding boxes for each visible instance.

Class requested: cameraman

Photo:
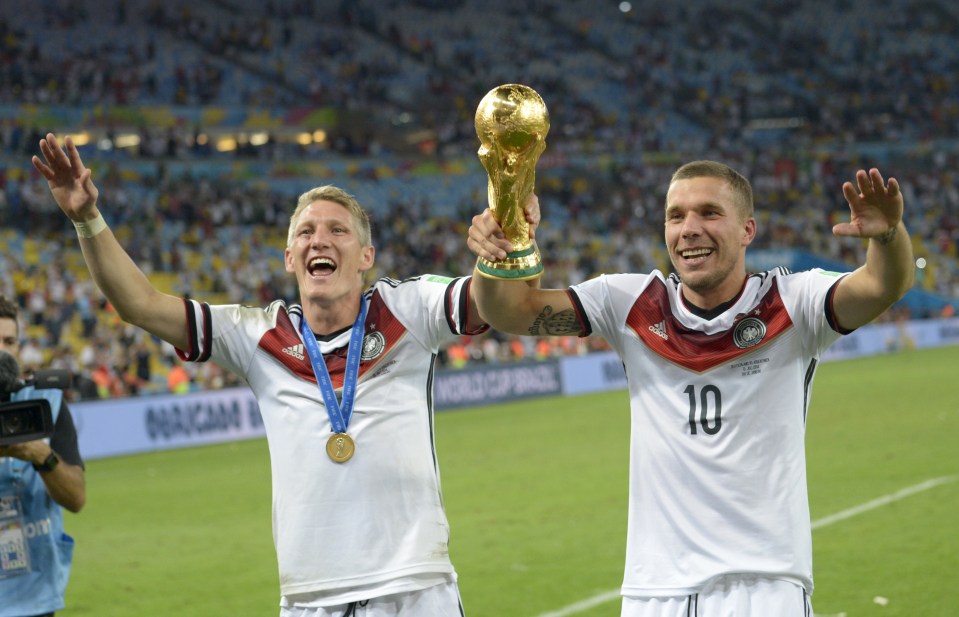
[0,296,85,617]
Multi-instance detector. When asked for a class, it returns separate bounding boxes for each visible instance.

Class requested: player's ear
[360,245,375,272]
[742,217,756,247]
[284,247,295,273]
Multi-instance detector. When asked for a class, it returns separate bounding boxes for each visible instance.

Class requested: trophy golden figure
[474,84,550,280]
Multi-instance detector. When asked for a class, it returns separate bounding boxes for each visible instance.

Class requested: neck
[302,294,362,336]
[682,271,747,312]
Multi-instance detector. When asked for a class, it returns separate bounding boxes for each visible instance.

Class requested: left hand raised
[833,168,903,239]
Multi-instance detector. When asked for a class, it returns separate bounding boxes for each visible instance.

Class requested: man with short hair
[467,160,915,616]
[31,133,523,616]
[0,296,86,617]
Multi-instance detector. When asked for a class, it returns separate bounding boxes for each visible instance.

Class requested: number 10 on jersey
[685,385,722,435]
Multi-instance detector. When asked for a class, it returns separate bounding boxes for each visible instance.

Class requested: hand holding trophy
[475,84,550,280]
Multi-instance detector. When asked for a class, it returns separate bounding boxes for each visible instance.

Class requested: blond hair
[287,185,372,247]
[670,160,754,219]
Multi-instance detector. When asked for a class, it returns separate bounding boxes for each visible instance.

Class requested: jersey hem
[278,563,456,597]
[280,573,456,608]
[621,573,812,598]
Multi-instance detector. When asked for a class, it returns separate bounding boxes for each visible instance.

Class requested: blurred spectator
[19,336,45,372]
[166,359,192,394]
[0,0,956,400]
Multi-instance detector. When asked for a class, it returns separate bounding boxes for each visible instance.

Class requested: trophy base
[476,245,543,280]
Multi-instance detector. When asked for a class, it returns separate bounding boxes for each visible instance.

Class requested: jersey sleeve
[569,273,655,345]
[175,298,273,378]
[778,268,851,356]
[376,275,488,351]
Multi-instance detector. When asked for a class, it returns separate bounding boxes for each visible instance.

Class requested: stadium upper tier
[1,0,957,152]
[0,0,957,398]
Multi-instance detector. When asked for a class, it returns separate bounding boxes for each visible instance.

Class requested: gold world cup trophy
[475,84,550,279]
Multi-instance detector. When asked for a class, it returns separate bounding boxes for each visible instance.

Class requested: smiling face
[664,175,756,309]
[284,200,375,309]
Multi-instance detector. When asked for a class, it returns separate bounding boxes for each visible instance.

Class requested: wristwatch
[33,451,60,473]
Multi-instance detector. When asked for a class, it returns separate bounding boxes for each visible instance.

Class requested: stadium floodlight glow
[312,130,327,144]
[249,132,269,146]
[114,134,140,148]
[216,137,238,152]
[68,132,92,146]
[619,1,632,12]
[97,138,114,151]
[114,134,141,148]
[296,132,313,145]
[916,257,927,269]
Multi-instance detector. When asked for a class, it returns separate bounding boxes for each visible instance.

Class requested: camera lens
[1,411,29,436]
[0,401,52,444]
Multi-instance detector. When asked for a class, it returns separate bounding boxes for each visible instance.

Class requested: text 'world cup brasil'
[475,84,550,279]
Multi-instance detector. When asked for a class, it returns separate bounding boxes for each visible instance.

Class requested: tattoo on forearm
[529,305,579,335]
[875,225,898,246]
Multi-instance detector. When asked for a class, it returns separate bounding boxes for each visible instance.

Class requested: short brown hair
[0,295,19,341]
[670,160,754,219]
[0,296,18,324]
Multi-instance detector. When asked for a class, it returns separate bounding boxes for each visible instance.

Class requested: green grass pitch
[62,345,959,616]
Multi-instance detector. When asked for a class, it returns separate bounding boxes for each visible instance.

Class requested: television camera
[0,350,71,446]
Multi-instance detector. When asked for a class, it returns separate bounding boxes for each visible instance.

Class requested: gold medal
[326,432,355,463]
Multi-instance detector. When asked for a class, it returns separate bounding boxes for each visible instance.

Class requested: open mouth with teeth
[308,257,337,276]
[680,248,713,263]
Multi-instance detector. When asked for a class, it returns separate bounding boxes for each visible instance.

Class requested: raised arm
[31,134,189,350]
[467,203,580,336]
[831,168,915,330]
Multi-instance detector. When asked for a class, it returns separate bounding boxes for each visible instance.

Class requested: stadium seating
[0,0,956,398]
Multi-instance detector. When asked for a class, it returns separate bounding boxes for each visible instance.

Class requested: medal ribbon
[299,295,368,434]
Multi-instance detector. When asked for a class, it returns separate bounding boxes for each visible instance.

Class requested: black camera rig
[0,398,55,446]
[0,351,71,446]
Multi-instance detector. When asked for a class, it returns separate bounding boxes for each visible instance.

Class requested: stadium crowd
[1,0,957,399]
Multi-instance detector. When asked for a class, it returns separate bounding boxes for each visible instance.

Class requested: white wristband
[74,214,108,239]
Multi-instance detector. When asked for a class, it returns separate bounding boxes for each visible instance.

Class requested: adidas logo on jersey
[648,320,668,340]
[282,343,305,360]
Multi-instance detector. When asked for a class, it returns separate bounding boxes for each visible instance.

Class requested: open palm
[31,133,99,220]
[833,168,903,239]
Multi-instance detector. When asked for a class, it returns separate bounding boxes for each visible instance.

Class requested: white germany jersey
[176,275,487,598]
[569,267,849,596]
